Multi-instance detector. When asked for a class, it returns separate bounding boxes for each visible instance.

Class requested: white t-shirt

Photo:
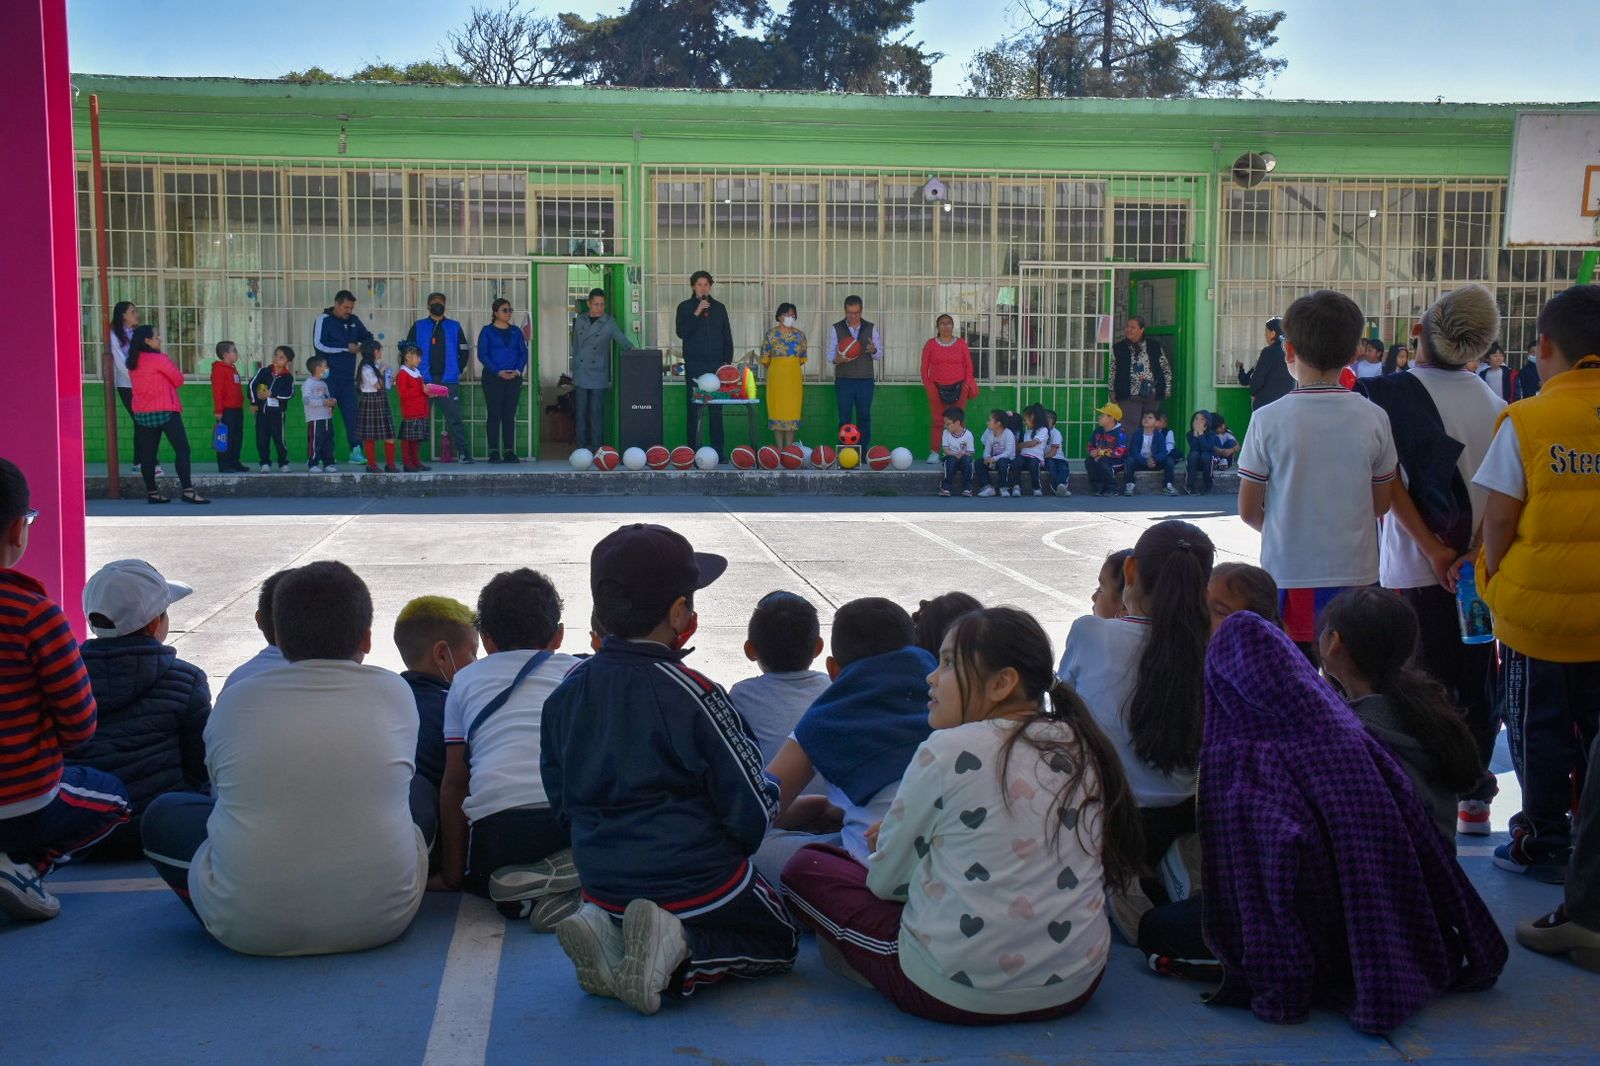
[1355,360,1385,379]
[221,644,285,692]
[1473,421,1526,501]
[1057,615,1195,807]
[1018,427,1048,456]
[941,428,975,458]
[1044,427,1064,459]
[728,669,831,767]
[1379,367,1506,588]
[980,427,1016,461]
[1481,366,1508,397]
[190,660,427,957]
[1237,386,1398,588]
[443,649,578,823]
[110,330,133,389]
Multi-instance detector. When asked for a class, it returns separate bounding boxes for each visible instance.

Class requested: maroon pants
[781,843,1102,1025]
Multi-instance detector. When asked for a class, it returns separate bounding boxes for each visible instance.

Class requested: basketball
[694,446,720,470]
[593,446,620,471]
[716,364,741,387]
[780,444,806,469]
[568,448,594,471]
[838,423,861,447]
[645,445,671,470]
[757,445,781,470]
[889,446,913,470]
[837,446,861,470]
[731,445,757,469]
[622,447,647,471]
[835,335,860,361]
[866,445,891,470]
[670,445,697,470]
[810,445,836,468]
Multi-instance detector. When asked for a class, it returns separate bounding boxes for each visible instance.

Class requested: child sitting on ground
[939,407,976,498]
[1124,410,1178,497]
[393,595,478,816]
[782,607,1139,1024]
[1014,404,1050,497]
[728,591,831,767]
[356,338,399,473]
[1043,409,1071,497]
[1091,549,1133,620]
[543,524,796,1015]
[222,569,293,691]
[975,409,1016,498]
[72,560,210,860]
[0,460,130,920]
[1184,411,1219,495]
[1237,290,1397,658]
[911,591,982,656]
[1206,562,1281,629]
[1200,611,1506,1034]
[1211,414,1238,469]
[1085,404,1127,497]
[1317,588,1482,848]
[395,342,432,472]
[440,570,578,927]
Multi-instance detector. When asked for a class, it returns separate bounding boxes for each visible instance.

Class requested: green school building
[68,76,1600,464]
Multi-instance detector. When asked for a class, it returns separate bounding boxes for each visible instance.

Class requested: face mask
[781,317,797,328]
[671,612,699,651]
[428,303,445,317]
[442,645,460,683]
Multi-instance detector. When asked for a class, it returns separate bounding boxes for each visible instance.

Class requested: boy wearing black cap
[542,523,797,1015]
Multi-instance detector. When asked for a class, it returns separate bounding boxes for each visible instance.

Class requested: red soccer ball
[838,424,861,447]
[730,445,757,470]
[645,445,671,470]
[757,445,782,470]
[593,446,620,471]
[780,444,806,469]
[866,445,892,470]
[810,445,837,469]
[669,445,697,470]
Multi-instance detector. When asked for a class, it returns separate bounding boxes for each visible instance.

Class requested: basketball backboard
[1505,110,1600,247]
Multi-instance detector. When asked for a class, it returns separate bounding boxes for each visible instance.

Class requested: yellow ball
[837,446,860,469]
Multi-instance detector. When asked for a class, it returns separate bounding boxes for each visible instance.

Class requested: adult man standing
[829,295,884,448]
[674,271,733,456]
[404,292,472,464]
[570,288,636,452]
[1108,316,1172,439]
[313,290,374,464]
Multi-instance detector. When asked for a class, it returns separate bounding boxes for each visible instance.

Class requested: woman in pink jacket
[127,325,208,505]
[919,314,979,463]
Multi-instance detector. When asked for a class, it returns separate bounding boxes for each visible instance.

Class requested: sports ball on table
[757,445,781,470]
[593,445,621,471]
[645,445,671,470]
[694,446,720,470]
[866,445,891,471]
[568,448,594,471]
[838,424,861,447]
[695,372,721,394]
[780,444,806,469]
[837,446,861,470]
[730,445,757,470]
[621,447,647,471]
[889,447,913,470]
[670,445,697,470]
[716,364,742,387]
[810,444,836,468]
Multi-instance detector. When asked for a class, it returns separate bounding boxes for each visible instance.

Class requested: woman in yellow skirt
[761,302,808,449]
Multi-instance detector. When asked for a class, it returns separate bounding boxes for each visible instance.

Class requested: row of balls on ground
[567,444,916,471]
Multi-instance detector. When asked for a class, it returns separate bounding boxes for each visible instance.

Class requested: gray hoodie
[569,312,635,389]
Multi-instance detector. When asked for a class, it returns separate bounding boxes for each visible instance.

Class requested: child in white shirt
[1015,404,1051,497]
[938,407,976,497]
[1043,409,1070,497]
[976,410,1016,498]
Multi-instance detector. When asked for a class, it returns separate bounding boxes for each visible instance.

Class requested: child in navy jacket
[542,524,796,1015]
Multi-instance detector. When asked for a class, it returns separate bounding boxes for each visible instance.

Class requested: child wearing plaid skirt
[357,339,398,473]
[396,343,432,472]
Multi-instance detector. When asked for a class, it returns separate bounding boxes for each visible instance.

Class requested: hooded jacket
[70,635,210,819]
[793,646,936,807]
[1199,613,1505,1035]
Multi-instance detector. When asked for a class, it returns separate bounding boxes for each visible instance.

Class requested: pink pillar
[7,0,87,633]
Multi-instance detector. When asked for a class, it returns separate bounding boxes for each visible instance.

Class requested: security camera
[922,177,948,203]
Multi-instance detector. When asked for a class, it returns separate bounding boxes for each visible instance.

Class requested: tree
[965,0,1286,99]
[556,0,768,90]
[281,61,471,84]
[446,2,580,86]
[728,0,940,95]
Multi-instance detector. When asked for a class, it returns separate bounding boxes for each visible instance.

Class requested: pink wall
[6,0,87,633]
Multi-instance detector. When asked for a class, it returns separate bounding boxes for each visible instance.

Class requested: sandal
[180,489,211,505]
[147,492,171,505]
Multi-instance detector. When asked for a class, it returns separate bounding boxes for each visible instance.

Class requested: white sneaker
[616,898,691,1015]
[0,852,60,921]
[1123,483,1136,496]
[557,903,626,998]
[490,850,581,902]
[977,486,996,498]
[1054,483,1071,497]
[350,447,366,465]
[531,889,584,933]
[1457,800,1493,836]
[260,463,271,473]
[323,464,337,473]
[1032,489,1043,497]
[925,451,940,465]
[1163,482,1178,496]
[308,463,323,474]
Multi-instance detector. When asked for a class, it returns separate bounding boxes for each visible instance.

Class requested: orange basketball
[716,364,742,386]
[669,445,697,470]
[593,446,620,471]
[780,444,806,469]
[810,445,837,468]
[757,445,781,470]
[730,445,757,470]
[645,445,671,470]
[866,445,892,470]
[835,336,860,361]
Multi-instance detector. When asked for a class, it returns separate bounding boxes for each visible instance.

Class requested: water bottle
[1456,563,1495,645]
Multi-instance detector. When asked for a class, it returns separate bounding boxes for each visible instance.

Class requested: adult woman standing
[108,301,140,414]
[760,303,807,449]
[127,325,207,505]
[1236,316,1294,410]
[477,297,529,463]
[919,314,977,463]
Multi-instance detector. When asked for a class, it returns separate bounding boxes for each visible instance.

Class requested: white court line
[884,515,1092,611]
[1457,845,1497,857]
[421,894,507,1066]
[711,500,841,609]
[1041,525,1102,559]
[51,877,168,893]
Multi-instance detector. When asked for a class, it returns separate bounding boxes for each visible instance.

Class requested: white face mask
[781,316,797,328]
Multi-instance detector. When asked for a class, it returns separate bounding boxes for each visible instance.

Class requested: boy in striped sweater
[0,460,131,921]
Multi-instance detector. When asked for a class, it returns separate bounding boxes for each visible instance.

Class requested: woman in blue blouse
[477,298,529,463]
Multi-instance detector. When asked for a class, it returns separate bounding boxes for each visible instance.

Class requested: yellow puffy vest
[1479,356,1600,662]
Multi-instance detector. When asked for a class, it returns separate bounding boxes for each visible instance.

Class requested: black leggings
[482,374,522,455]
[135,413,192,494]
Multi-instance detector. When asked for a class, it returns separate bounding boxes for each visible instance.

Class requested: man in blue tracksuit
[404,292,472,463]
[541,524,797,1016]
[313,289,374,463]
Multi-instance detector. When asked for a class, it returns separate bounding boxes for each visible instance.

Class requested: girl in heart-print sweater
[782,605,1142,1023]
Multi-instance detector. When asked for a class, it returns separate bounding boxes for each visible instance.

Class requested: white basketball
[889,447,913,470]
[569,448,594,471]
[622,446,648,470]
[694,446,719,470]
[696,373,720,393]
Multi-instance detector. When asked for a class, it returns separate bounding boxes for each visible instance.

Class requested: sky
[66,0,1599,102]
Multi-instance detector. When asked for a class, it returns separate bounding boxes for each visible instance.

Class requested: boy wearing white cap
[71,560,211,859]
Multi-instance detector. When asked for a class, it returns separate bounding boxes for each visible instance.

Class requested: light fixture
[1261,153,1277,173]
[1368,208,1378,219]
[942,202,953,213]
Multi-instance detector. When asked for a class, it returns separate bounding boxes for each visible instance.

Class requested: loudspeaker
[617,348,664,449]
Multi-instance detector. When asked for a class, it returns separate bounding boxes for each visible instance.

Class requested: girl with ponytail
[782,607,1138,1024]
[1318,588,1482,847]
